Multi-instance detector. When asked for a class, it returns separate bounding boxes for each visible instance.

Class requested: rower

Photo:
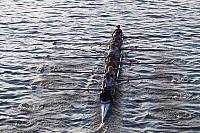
[105,66,116,81]
[109,43,120,60]
[113,36,122,48]
[110,39,120,48]
[102,73,115,94]
[105,58,118,72]
[105,51,116,62]
[105,45,120,63]
[112,25,123,38]
[100,89,112,102]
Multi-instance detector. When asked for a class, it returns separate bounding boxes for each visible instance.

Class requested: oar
[112,59,167,65]
[55,45,169,53]
[124,35,172,39]
[61,56,105,59]
[52,70,104,74]
[55,88,102,91]
[46,76,166,92]
[103,45,170,51]
[118,76,166,82]
[124,62,166,65]
[53,55,168,64]
[100,48,169,52]
[54,47,106,54]
[122,48,170,51]
[124,36,143,39]
[62,42,108,46]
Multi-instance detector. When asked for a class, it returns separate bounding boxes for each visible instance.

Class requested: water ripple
[0,0,200,132]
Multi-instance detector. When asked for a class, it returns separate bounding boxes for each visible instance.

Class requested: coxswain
[112,25,123,38]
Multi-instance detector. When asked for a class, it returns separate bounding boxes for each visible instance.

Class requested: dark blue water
[0,0,200,132]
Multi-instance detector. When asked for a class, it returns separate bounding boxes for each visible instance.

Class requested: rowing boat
[101,34,123,123]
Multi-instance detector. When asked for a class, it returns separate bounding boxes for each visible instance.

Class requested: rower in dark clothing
[105,51,116,62]
[100,90,112,102]
[112,25,123,38]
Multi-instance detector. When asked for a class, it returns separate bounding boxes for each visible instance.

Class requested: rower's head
[116,25,120,29]
[108,66,114,71]
[105,73,111,78]
[110,41,114,45]
[109,41,114,47]
[110,43,116,48]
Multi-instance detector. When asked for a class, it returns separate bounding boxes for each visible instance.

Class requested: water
[0,0,200,132]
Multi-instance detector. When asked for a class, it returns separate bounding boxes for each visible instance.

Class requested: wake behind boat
[100,25,123,123]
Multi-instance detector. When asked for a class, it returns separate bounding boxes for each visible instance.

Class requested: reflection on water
[0,0,200,132]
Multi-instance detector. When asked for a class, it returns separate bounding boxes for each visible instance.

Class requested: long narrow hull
[100,35,123,123]
[101,101,111,123]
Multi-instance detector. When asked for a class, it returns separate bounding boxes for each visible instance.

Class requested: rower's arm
[100,93,103,101]
[102,80,105,89]
[120,29,124,38]
[105,55,109,62]
[112,30,115,37]
[105,64,108,72]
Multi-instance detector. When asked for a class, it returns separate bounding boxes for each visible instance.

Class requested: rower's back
[100,91,112,102]
[113,25,123,38]
[114,28,122,36]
